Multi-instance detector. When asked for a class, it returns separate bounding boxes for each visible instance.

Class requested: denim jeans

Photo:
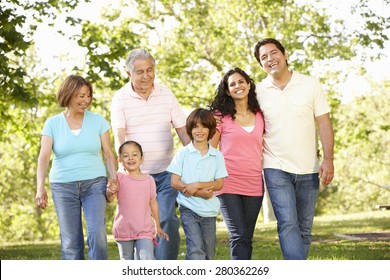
[179,205,216,260]
[117,239,155,260]
[218,194,263,260]
[151,171,180,260]
[264,168,319,260]
[51,176,108,260]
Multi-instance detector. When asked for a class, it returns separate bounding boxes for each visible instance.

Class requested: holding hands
[106,178,118,197]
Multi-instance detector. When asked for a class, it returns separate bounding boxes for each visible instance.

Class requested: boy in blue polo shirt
[167,108,228,260]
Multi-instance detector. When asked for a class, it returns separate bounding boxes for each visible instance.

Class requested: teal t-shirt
[42,110,110,183]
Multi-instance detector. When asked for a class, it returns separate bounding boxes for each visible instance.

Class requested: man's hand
[319,158,334,187]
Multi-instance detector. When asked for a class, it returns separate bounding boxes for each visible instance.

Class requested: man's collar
[126,82,155,99]
[263,70,298,88]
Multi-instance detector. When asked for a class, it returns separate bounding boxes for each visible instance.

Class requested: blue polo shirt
[41,110,110,183]
[167,142,228,217]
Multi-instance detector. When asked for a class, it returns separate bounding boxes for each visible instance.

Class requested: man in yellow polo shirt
[254,38,334,260]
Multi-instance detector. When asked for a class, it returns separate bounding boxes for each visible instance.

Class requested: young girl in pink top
[106,141,169,260]
[209,67,265,260]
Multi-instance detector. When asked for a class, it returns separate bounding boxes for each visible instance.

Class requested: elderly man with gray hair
[111,49,190,260]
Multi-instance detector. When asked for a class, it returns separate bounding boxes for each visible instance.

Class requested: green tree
[0,59,62,242]
[0,1,89,242]
[318,79,390,214]
[77,0,389,107]
[0,0,88,142]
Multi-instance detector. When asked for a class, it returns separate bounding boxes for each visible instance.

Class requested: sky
[32,0,390,102]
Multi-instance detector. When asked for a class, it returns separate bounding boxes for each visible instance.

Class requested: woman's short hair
[186,108,217,141]
[56,75,93,107]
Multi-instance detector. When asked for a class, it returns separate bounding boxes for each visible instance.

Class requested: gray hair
[125,49,155,72]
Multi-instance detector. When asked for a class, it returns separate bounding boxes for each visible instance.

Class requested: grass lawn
[1,211,389,260]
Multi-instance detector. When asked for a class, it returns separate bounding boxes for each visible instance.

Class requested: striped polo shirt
[111,82,187,174]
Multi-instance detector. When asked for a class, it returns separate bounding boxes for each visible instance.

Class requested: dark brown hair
[186,108,217,141]
[254,38,287,66]
[118,140,144,157]
[209,67,260,119]
[56,75,93,107]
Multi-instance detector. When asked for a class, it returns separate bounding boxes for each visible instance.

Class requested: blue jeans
[151,171,180,260]
[264,168,319,260]
[218,194,263,260]
[51,176,108,260]
[179,205,216,260]
[117,239,155,260]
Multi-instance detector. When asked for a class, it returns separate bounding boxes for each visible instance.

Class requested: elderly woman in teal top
[35,75,117,260]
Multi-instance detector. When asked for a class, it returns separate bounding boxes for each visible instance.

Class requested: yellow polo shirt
[256,71,330,174]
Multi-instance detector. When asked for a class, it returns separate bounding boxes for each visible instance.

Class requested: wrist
[106,189,115,196]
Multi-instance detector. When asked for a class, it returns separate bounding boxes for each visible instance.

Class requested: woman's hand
[35,188,48,209]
